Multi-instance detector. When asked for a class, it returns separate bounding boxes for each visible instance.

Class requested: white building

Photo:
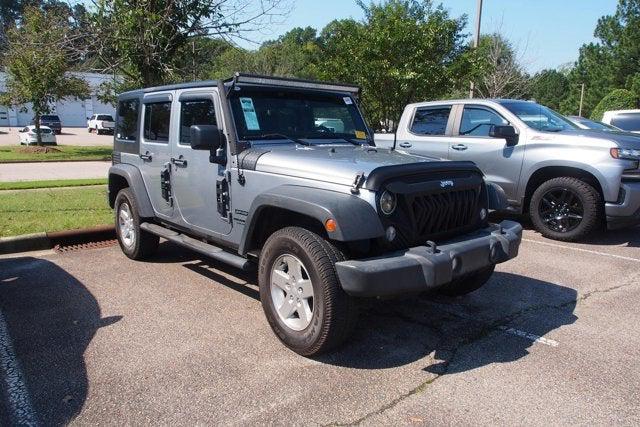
[0,71,117,127]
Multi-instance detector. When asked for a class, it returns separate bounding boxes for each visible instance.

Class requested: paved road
[0,127,112,147]
[0,161,110,181]
[0,228,639,425]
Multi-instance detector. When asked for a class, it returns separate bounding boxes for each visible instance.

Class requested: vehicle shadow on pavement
[0,256,120,426]
[316,272,578,373]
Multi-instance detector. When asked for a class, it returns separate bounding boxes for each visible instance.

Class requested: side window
[410,106,451,136]
[611,114,640,132]
[143,102,171,142]
[179,99,216,145]
[459,106,509,137]
[116,99,139,141]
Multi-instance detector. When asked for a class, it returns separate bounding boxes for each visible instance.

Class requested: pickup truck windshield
[501,101,577,132]
[229,89,369,143]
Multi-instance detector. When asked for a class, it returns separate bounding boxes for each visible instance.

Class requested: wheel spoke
[272,269,290,291]
[297,300,311,325]
[277,299,295,319]
[297,279,313,299]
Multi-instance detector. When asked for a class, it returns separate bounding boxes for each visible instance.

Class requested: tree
[590,88,637,120]
[317,0,473,130]
[0,7,89,145]
[530,69,569,111]
[473,33,530,99]
[87,0,290,94]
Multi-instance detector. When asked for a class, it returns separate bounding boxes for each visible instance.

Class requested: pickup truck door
[397,105,454,160]
[448,104,524,202]
[170,89,232,236]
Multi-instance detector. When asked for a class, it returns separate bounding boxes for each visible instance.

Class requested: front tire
[115,188,159,260]
[438,265,495,296]
[258,227,358,356]
[530,177,601,241]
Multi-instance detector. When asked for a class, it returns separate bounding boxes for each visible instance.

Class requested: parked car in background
[376,100,640,241]
[601,110,640,133]
[18,125,57,145]
[87,114,115,135]
[33,114,62,134]
[566,116,622,132]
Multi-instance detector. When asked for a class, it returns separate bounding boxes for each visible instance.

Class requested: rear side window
[97,114,114,121]
[179,99,216,145]
[611,113,640,132]
[410,106,451,135]
[144,102,171,142]
[116,99,139,141]
[459,106,509,136]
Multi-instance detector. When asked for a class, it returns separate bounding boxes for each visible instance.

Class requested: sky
[243,0,619,73]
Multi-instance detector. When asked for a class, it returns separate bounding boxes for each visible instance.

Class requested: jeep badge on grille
[440,180,454,188]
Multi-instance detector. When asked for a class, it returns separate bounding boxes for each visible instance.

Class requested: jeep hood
[250,145,446,186]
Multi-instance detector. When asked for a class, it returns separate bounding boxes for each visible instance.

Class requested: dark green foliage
[530,70,569,111]
[590,88,637,120]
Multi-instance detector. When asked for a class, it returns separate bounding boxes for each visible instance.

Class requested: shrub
[590,88,637,120]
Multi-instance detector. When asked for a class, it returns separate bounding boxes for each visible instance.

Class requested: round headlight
[379,190,396,215]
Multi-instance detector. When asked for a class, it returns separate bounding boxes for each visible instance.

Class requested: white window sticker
[240,97,260,130]
[343,96,353,105]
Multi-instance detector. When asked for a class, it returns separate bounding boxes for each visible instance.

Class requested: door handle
[451,144,468,151]
[171,156,187,167]
[140,152,152,161]
[399,142,412,148]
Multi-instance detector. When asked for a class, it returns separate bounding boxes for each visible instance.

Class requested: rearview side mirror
[190,125,225,151]
[489,125,519,147]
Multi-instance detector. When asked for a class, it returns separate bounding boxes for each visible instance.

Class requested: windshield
[41,115,60,121]
[229,88,369,143]
[97,114,114,121]
[501,101,577,132]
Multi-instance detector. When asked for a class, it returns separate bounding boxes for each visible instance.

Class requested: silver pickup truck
[376,99,640,241]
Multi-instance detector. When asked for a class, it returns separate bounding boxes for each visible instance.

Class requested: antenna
[391,112,401,151]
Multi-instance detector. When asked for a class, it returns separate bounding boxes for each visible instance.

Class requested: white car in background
[601,109,640,133]
[87,114,115,135]
[18,125,57,145]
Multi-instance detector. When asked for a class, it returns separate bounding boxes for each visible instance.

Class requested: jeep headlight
[379,190,396,215]
[610,147,640,160]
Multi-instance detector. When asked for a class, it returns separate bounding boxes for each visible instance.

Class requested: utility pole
[469,0,483,98]
[578,83,585,117]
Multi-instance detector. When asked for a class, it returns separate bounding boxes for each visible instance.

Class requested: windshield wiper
[249,133,311,146]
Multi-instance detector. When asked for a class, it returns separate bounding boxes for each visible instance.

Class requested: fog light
[385,226,396,242]
[480,208,487,221]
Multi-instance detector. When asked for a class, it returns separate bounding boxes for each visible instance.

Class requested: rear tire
[115,188,159,260]
[530,177,601,242]
[438,265,495,296]
[258,227,358,356]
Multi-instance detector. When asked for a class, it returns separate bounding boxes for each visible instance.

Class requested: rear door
[170,89,232,235]
[399,104,454,159]
[448,104,524,199]
[139,93,175,220]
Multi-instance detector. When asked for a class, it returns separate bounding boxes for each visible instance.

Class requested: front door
[448,104,524,200]
[139,94,175,220]
[170,89,232,236]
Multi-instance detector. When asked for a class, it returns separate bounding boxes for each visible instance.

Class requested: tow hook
[351,171,366,195]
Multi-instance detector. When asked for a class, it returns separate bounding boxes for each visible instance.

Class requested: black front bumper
[335,220,522,297]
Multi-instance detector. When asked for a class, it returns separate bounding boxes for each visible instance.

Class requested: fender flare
[239,185,385,255]
[108,164,155,218]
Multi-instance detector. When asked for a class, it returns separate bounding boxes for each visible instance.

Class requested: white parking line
[498,326,559,347]
[523,238,640,263]
[0,309,38,426]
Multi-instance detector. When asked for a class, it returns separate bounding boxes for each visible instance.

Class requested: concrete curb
[0,225,116,255]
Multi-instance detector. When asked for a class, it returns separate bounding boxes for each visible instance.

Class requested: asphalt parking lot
[1,226,639,425]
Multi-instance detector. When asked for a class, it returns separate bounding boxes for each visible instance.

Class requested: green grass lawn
[0,145,112,162]
[0,186,113,237]
[0,178,108,190]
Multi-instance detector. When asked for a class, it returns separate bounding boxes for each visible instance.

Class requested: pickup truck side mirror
[190,125,225,151]
[490,125,519,147]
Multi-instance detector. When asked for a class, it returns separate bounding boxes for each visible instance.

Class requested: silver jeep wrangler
[108,73,523,355]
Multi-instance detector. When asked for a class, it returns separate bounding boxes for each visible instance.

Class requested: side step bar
[140,222,253,271]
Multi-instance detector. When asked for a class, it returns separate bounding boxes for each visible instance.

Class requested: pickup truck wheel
[530,177,601,241]
[115,188,159,260]
[438,265,495,296]
[259,227,358,356]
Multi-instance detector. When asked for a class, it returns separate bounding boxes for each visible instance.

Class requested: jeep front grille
[407,188,479,237]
